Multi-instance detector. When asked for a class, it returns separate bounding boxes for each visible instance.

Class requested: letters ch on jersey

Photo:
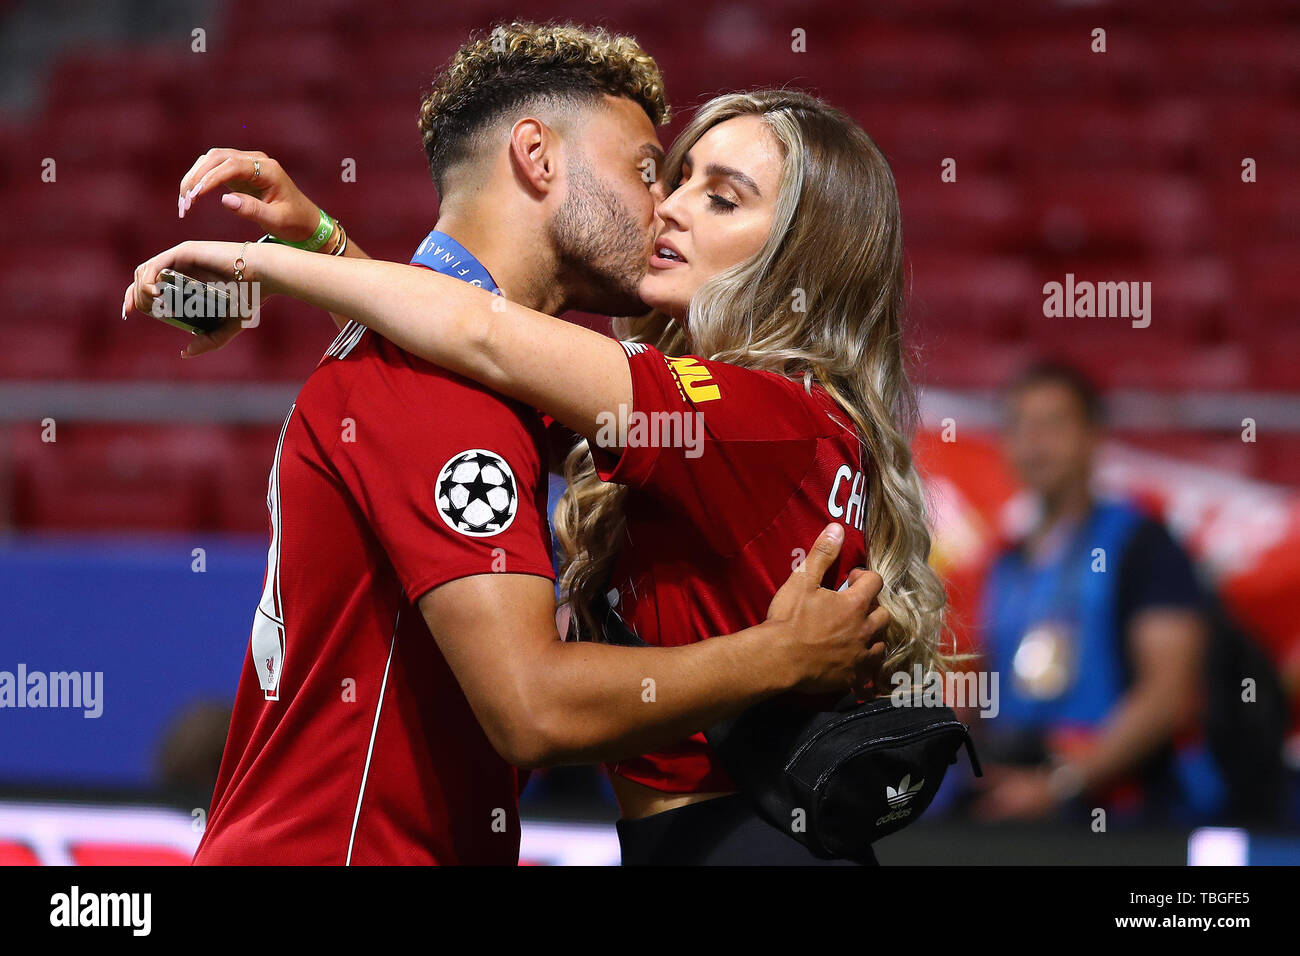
[827,464,867,532]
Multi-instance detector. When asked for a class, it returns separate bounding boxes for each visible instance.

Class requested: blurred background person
[968,361,1285,827]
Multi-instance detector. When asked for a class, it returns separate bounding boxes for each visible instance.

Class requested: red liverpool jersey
[590,342,872,793]
[195,321,554,865]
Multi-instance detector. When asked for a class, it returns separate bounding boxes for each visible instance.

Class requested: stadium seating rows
[6,419,1297,535]
[1,4,1296,529]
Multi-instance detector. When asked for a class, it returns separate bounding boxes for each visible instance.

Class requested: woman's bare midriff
[611,774,736,820]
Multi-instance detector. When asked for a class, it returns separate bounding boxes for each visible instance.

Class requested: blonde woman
[128,89,954,864]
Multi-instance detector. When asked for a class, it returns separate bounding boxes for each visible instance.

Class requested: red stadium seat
[211,425,283,533]
[831,28,979,97]
[988,29,1163,98]
[311,167,439,251]
[0,325,90,380]
[11,424,225,532]
[1026,172,1212,257]
[1256,434,1300,487]
[910,332,1033,389]
[222,0,357,32]
[1165,28,1300,96]
[1011,100,1207,172]
[177,98,339,178]
[34,100,171,167]
[907,254,1038,338]
[340,31,469,106]
[0,243,125,342]
[336,101,429,174]
[43,43,191,112]
[895,174,1027,253]
[93,312,275,382]
[1216,180,1300,246]
[1204,99,1300,173]
[859,99,1015,175]
[1250,330,1300,392]
[1102,341,1251,391]
[0,173,147,245]
[200,34,350,103]
[1233,244,1300,317]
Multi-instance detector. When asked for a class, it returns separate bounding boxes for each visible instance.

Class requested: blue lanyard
[410,230,500,293]
[1008,511,1095,629]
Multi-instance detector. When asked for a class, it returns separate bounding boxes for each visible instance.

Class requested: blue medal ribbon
[410,230,500,294]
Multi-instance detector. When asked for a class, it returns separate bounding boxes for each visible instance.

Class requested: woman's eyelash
[708,193,737,212]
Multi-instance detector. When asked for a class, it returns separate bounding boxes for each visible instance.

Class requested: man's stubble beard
[549,160,651,318]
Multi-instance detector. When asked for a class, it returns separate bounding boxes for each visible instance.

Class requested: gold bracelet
[233,241,249,281]
[322,220,345,256]
[331,222,348,257]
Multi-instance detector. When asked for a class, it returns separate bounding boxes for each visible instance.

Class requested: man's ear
[508,117,560,196]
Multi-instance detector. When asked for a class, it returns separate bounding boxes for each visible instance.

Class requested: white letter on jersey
[827,465,853,519]
[845,471,866,532]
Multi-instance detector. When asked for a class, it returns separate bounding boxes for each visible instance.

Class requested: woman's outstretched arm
[128,239,632,444]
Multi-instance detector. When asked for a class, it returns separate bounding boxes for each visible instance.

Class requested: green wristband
[269,207,334,252]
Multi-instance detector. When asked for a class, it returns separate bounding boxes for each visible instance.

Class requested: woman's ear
[508,117,558,196]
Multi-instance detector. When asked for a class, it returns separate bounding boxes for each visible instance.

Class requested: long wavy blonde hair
[555,89,958,677]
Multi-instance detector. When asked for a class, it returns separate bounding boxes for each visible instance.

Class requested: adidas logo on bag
[876,774,925,826]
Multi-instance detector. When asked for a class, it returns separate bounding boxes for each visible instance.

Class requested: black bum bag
[589,592,983,862]
[704,692,982,861]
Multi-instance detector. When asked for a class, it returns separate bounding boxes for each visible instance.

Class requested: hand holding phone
[150,269,239,335]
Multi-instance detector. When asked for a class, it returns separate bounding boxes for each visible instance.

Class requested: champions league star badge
[435,449,519,537]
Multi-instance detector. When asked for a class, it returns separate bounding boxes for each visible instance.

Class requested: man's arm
[419,524,889,769]
[1058,607,1207,796]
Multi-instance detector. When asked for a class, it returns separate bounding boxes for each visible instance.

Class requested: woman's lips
[650,237,687,269]
[649,251,687,269]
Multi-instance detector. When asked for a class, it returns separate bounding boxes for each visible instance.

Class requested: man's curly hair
[417,22,669,194]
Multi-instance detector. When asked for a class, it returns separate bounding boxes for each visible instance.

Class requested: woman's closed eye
[708,193,737,212]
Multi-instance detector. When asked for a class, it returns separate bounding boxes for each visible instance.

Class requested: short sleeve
[1116,518,1205,627]
[334,351,554,603]
[589,342,828,554]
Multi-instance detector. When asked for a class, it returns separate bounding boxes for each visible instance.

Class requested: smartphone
[151,269,235,335]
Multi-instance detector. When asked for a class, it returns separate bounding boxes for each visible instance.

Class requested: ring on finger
[252,159,261,179]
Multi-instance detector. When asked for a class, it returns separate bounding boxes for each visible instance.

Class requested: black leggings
[616,794,876,866]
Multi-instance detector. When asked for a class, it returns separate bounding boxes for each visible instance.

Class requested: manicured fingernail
[177,196,184,218]
[826,523,844,541]
[222,193,241,210]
